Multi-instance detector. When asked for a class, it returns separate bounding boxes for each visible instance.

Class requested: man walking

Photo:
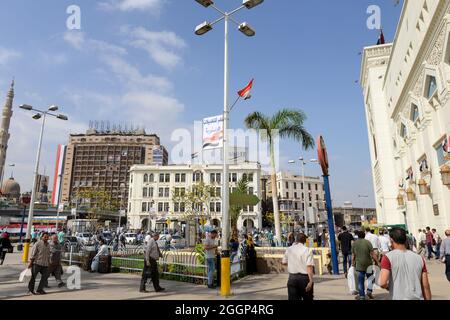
[282,233,314,301]
[417,229,426,256]
[28,232,51,295]
[364,228,380,260]
[45,235,65,288]
[378,228,432,300]
[140,232,164,293]
[337,226,353,276]
[440,229,450,282]
[379,230,391,257]
[203,230,219,289]
[352,230,379,300]
[425,227,435,260]
[432,229,442,260]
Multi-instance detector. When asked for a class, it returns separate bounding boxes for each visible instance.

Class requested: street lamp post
[194,0,264,297]
[289,157,317,236]
[358,195,368,225]
[148,200,155,234]
[20,104,68,263]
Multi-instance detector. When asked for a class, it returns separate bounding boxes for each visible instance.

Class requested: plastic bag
[91,257,99,272]
[347,266,357,294]
[19,268,32,283]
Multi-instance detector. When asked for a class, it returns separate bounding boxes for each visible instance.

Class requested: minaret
[0,80,14,188]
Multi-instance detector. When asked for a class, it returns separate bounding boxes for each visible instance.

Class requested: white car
[75,232,92,245]
[124,233,137,244]
[170,235,186,249]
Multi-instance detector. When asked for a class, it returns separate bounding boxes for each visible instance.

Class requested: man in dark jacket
[0,232,13,265]
[338,226,354,276]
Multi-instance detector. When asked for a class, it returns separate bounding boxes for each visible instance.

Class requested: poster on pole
[202,115,223,150]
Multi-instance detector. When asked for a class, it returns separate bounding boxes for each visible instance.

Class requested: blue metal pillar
[323,174,339,275]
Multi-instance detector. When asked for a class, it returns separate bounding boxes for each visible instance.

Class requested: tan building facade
[60,129,168,209]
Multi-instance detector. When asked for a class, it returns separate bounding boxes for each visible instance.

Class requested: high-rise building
[60,129,168,210]
[360,0,450,234]
[0,80,14,189]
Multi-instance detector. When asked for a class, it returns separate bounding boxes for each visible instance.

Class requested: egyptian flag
[238,79,254,100]
[377,29,385,45]
[443,136,450,153]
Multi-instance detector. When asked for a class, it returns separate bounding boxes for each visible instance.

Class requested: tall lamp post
[193,0,264,297]
[288,157,318,236]
[19,104,68,263]
[358,194,368,225]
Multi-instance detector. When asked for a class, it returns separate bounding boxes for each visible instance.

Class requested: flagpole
[229,96,240,113]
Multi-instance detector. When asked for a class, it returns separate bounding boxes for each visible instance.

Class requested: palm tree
[245,108,314,245]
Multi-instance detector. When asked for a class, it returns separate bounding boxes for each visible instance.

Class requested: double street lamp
[194,0,264,297]
[20,104,68,263]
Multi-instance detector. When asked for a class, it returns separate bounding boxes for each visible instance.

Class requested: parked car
[124,233,137,245]
[63,236,80,252]
[170,235,186,249]
[102,232,113,244]
[75,232,93,245]
[156,235,170,250]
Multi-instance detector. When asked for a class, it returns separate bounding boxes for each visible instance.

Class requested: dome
[2,177,20,197]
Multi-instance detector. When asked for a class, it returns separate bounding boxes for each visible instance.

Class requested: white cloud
[99,0,165,12]
[123,26,187,69]
[64,31,127,56]
[6,111,87,191]
[63,31,85,50]
[101,55,172,92]
[0,47,22,66]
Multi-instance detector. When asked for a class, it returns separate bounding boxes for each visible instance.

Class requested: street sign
[71,208,77,216]
[317,135,329,176]
[105,220,110,226]
[58,203,64,211]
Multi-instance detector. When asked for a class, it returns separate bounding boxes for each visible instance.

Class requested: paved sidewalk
[0,251,448,300]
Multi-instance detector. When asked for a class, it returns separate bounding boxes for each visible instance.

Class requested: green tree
[172,181,218,242]
[229,176,260,239]
[245,108,314,245]
[76,187,120,221]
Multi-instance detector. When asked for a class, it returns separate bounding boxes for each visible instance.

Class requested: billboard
[202,115,223,150]
[51,144,67,206]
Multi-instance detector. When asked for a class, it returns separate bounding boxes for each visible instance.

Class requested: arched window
[143,174,148,183]
[243,173,248,181]
[424,75,437,99]
[410,103,420,123]
[149,173,154,182]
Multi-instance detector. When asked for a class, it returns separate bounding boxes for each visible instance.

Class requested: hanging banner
[443,135,450,160]
[202,115,223,150]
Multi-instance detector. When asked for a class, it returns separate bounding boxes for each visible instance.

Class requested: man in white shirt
[282,233,314,300]
[378,230,391,256]
[365,228,380,248]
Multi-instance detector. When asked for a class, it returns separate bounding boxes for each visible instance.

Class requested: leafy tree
[76,187,120,221]
[245,108,314,245]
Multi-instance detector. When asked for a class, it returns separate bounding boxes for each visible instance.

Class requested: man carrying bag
[140,232,165,293]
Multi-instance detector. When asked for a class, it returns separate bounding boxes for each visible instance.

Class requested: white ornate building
[360,0,450,234]
[127,162,262,232]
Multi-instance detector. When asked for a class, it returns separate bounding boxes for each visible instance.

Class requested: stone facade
[127,163,262,232]
[360,0,450,234]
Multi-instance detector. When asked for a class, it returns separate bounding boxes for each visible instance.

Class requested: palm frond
[278,124,315,150]
[270,108,306,129]
[244,112,271,131]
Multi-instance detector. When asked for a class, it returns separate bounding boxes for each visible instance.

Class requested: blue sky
[0,0,402,207]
